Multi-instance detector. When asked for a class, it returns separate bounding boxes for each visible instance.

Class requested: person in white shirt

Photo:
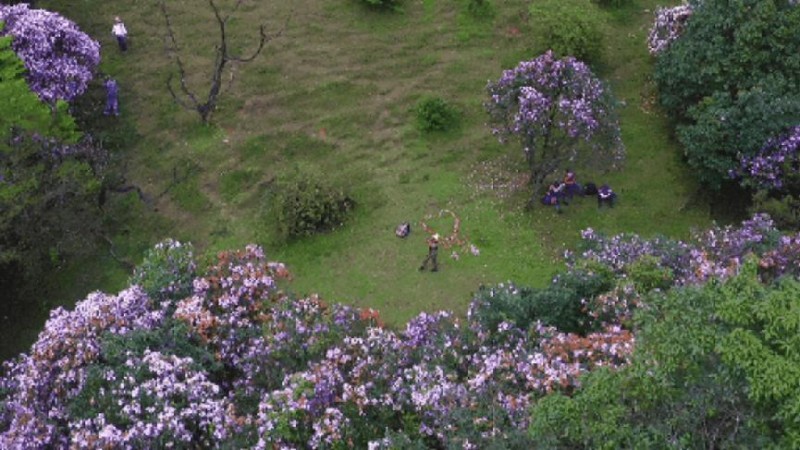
[112,17,128,52]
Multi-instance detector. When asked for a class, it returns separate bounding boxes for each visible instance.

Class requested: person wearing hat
[112,16,128,52]
[419,233,440,272]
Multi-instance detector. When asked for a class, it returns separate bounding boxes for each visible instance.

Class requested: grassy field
[2,0,710,359]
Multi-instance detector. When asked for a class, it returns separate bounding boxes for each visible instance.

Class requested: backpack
[395,222,411,238]
[583,182,598,196]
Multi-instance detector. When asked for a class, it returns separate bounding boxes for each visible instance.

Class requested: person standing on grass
[112,16,128,52]
[419,233,440,272]
[104,78,120,116]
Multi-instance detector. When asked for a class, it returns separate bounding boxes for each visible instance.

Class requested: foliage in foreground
[5,214,800,447]
[0,241,632,448]
[653,0,800,189]
[530,262,800,448]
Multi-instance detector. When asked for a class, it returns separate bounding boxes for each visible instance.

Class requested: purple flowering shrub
[647,3,693,55]
[17,211,800,449]
[736,125,800,191]
[255,311,634,448]
[0,287,165,448]
[1,240,639,448]
[485,51,624,200]
[0,4,100,103]
[569,214,783,288]
[7,215,800,448]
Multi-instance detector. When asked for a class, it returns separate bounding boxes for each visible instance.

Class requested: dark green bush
[268,171,355,240]
[654,0,800,189]
[529,0,605,64]
[750,190,800,231]
[590,0,631,8]
[415,96,460,132]
[359,0,402,10]
[465,0,495,19]
[471,265,613,336]
[627,255,674,292]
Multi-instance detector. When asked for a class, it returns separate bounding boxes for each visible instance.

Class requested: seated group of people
[541,170,616,211]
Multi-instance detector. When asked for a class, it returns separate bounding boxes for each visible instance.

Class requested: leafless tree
[160,0,288,124]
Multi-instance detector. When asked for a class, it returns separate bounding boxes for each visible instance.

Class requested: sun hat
[432,233,440,240]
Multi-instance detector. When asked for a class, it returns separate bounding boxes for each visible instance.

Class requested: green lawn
[4,0,710,359]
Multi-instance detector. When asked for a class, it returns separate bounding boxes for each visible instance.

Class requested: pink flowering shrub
[0,4,100,103]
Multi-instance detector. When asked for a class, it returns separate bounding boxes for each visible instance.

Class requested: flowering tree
[734,126,800,229]
[0,4,100,104]
[0,3,100,103]
[653,0,800,189]
[647,3,693,55]
[0,27,77,143]
[486,51,624,204]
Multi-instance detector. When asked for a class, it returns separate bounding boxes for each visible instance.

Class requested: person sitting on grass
[598,183,617,208]
[562,168,582,202]
[542,181,564,213]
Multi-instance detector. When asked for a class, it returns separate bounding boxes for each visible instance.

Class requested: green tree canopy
[0,26,77,144]
[1,22,99,288]
[529,261,800,448]
[654,0,800,188]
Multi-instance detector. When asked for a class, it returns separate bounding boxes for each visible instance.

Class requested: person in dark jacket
[598,183,617,208]
[419,233,440,272]
[562,169,582,202]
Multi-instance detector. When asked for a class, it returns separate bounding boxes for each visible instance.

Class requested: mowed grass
[32,0,710,331]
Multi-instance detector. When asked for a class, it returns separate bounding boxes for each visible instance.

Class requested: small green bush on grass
[529,0,606,65]
[415,96,460,132]
[267,170,355,240]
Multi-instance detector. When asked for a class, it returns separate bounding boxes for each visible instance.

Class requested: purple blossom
[13,219,799,449]
[647,3,693,55]
[571,213,780,286]
[485,51,624,191]
[736,125,800,190]
[0,4,100,103]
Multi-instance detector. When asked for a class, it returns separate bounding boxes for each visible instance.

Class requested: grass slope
[2,0,710,359]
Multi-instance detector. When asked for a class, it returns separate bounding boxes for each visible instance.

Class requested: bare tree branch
[160,0,200,110]
[160,0,290,124]
[229,12,291,63]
